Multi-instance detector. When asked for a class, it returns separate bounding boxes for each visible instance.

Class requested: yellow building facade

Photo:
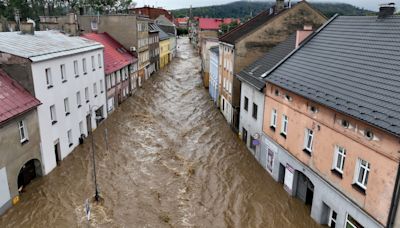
[159,39,170,69]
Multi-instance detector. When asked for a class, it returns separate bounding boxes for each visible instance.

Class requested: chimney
[378,3,396,19]
[295,25,313,48]
[20,22,34,35]
[276,0,285,13]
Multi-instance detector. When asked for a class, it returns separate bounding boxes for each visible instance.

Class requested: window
[45,68,53,88]
[82,58,87,74]
[98,54,102,68]
[222,98,225,111]
[106,75,111,90]
[304,129,314,153]
[354,158,370,190]
[79,121,84,135]
[18,120,28,143]
[341,119,350,128]
[74,60,79,77]
[64,98,70,116]
[76,91,82,108]
[332,146,346,174]
[244,97,249,111]
[85,87,89,103]
[270,109,277,129]
[252,103,258,119]
[93,83,97,97]
[100,80,104,93]
[91,56,95,71]
[242,128,248,145]
[50,105,57,124]
[67,129,73,147]
[250,135,256,150]
[365,130,374,140]
[346,214,364,228]
[281,114,288,136]
[328,210,337,228]
[60,64,67,82]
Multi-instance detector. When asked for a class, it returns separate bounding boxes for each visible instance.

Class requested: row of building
[201,1,400,228]
[0,7,177,215]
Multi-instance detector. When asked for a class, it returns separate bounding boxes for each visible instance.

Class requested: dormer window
[309,105,318,113]
[365,130,374,140]
[285,94,292,102]
[341,119,350,128]
[274,89,280,96]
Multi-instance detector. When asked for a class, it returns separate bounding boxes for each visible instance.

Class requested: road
[0,37,321,228]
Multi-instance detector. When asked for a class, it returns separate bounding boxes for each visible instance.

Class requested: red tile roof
[81,33,137,75]
[199,18,239,31]
[0,69,41,124]
[175,18,188,26]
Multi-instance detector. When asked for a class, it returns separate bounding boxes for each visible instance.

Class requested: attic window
[365,130,374,140]
[285,94,292,102]
[309,105,318,113]
[274,89,280,96]
[341,120,350,128]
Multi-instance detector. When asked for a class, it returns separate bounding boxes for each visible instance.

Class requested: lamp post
[89,105,102,202]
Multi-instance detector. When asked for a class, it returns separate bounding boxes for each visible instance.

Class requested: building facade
[0,30,107,174]
[218,0,326,132]
[137,16,151,81]
[149,23,160,75]
[209,46,219,106]
[82,33,138,113]
[261,13,400,228]
[200,37,218,88]
[159,29,170,69]
[0,69,42,215]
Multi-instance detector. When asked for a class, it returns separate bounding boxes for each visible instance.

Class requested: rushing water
[0,38,321,228]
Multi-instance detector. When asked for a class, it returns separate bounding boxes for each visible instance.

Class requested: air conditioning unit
[130,46,136,52]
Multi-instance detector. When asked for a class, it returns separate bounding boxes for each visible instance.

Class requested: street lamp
[89,105,102,202]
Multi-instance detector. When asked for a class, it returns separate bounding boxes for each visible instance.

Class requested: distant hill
[171,1,375,19]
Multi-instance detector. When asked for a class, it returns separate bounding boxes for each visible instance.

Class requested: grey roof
[236,33,297,91]
[264,15,400,137]
[210,46,219,55]
[149,23,160,33]
[0,31,103,62]
[158,25,170,40]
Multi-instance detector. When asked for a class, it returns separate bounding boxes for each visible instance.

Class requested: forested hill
[171,1,375,19]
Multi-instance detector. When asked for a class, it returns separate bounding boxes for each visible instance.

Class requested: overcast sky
[135,0,398,11]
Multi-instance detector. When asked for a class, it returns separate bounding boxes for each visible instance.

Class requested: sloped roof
[158,25,170,40]
[199,18,238,30]
[0,31,103,62]
[0,69,41,124]
[265,15,400,136]
[219,8,284,44]
[149,23,160,33]
[236,33,297,91]
[81,33,136,75]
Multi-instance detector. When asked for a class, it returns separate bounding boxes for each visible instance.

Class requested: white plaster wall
[31,49,107,174]
[209,51,219,102]
[0,167,10,209]
[239,82,265,149]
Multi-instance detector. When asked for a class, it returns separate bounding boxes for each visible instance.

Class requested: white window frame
[281,114,288,135]
[91,56,95,71]
[98,54,102,68]
[328,209,337,228]
[45,68,53,88]
[79,121,84,135]
[82,58,87,74]
[270,109,277,128]
[76,91,81,107]
[354,158,370,190]
[67,129,73,146]
[304,128,314,152]
[332,146,346,173]
[18,120,28,143]
[100,80,104,93]
[74,60,79,76]
[93,83,97,97]
[60,64,67,82]
[346,213,364,228]
[50,105,57,123]
[64,97,70,115]
[85,87,89,102]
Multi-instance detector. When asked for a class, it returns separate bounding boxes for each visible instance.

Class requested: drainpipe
[387,162,400,228]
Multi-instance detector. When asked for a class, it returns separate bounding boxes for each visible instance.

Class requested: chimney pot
[378,3,396,19]
[20,22,34,35]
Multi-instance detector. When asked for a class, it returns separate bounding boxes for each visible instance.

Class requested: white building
[236,33,299,167]
[0,29,107,174]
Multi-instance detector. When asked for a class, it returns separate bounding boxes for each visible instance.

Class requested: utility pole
[89,106,100,202]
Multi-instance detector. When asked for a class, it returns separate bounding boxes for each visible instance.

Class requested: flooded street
[0,38,321,228]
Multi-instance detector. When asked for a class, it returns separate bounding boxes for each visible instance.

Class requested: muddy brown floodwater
[0,38,322,228]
